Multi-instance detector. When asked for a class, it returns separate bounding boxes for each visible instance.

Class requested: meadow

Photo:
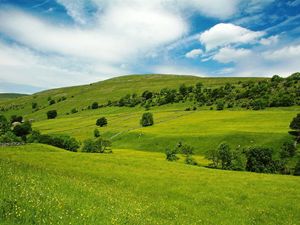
[1,144,300,225]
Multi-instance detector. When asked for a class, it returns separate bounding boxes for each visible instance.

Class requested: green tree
[294,159,300,176]
[94,128,100,138]
[289,113,300,144]
[280,140,297,159]
[205,148,220,168]
[0,115,10,135]
[96,117,107,127]
[13,121,32,140]
[140,112,154,127]
[245,147,275,173]
[91,102,99,109]
[218,143,232,169]
[47,110,57,119]
[165,148,179,161]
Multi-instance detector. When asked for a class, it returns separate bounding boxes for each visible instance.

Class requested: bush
[94,128,100,137]
[96,117,107,127]
[82,138,111,153]
[185,154,197,165]
[245,147,275,173]
[0,115,10,135]
[47,110,57,119]
[91,102,99,109]
[231,148,246,171]
[10,115,23,123]
[218,143,232,169]
[71,108,78,114]
[140,112,154,127]
[216,101,224,110]
[205,148,220,168]
[294,159,300,176]
[13,121,32,139]
[0,131,22,143]
[280,141,296,158]
[49,99,56,105]
[32,102,38,109]
[165,148,178,161]
[39,134,80,152]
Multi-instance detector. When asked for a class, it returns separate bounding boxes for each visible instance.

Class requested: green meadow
[1,144,300,225]
[0,74,300,224]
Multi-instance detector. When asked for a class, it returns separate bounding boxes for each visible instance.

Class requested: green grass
[1,144,300,225]
[0,93,28,102]
[33,106,299,154]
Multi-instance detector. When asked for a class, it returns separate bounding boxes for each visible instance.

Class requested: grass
[0,144,300,225]
[33,106,299,154]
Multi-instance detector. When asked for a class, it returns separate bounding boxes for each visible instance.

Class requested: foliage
[82,138,112,153]
[10,115,23,123]
[71,108,78,114]
[218,143,232,169]
[0,115,10,135]
[47,110,57,119]
[49,99,56,105]
[91,102,99,109]
[289,113,300,143]
[140,112,154,127]
[32,102,38,109]
[96,117,107,127]
[245,147,275,173]
[165,148,178,161]
[294,159,300,176]
[13,121,32,139]
[94,128,100,138]
[0,131,22,143]
[280,141,296,159]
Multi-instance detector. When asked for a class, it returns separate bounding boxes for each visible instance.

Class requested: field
[1,144,300,225]
[0,74,300,224]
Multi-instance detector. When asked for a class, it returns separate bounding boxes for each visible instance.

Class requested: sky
[0,0,300,93]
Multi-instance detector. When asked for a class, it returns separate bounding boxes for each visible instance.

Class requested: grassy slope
[0,74,297,154]
[0,93,28,102]
[1,144,300,225]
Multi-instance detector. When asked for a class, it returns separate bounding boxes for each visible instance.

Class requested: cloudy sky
[0,0,300,93]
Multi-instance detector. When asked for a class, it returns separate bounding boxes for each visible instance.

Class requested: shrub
[205,148,220,168]
[0,115,10,135]
[47,110,57,119]
[38,134,80,152]
[13,121,32,139]
[140,112,154,127]
[27,130,42,143]
[165,148,178,161]
[294,159,300,176]
[94,128,100,138]
[216,101,224,110]
[32,102,38,109]
[82,138,111,153]
[289,113,300,143]
[231,148,246,171]
[280,141,296,159]
[185,154,197,165]
[245,147,275,173]
[218,143,232,169]
[96,117,107,127]
[0,131,22,143]
[91,102,99,109]
[71,108,78,114]
[10,115,23,123]
[49,99,56,105]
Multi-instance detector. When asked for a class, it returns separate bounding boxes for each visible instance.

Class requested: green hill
[0,93,28,102]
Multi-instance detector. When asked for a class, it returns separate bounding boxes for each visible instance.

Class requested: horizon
[0,0,300,93]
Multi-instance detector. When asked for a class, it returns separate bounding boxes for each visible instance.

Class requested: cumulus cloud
[213,47,252,63]
[185,49,203,58]
[199,23,265,50]
[260,35,279,45]
[263,44,300,60]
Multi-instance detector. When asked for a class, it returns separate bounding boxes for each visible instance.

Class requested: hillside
[1,144,299,224]
[0,93,28,102]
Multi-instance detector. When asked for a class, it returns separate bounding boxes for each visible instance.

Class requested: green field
[1,144,300,225]
[0,74,300,224]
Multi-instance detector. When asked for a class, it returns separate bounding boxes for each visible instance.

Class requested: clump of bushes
[140,112,154,127]
[82,138,111,153]
[165,142,197,165]
[96,117,107,127]
[47,110,57,119]
[94,128,100,138]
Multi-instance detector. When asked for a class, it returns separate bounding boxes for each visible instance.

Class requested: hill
[0,144,299,224]
[0,93,28,102]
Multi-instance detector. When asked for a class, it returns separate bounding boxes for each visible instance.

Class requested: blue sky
[0,0,299,93]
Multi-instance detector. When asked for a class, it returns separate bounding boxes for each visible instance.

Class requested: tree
[140,112,154,127]
[10,115,23,123]
[13,121,32,139]
[289,113,300,144]
[0,115,10,135]
[49,99,56,105]
[142,90,153,100]
[280,140,296,159]
[96,117,107,127]
[91,102,99,109]
[47,110,57,119]
[294,159,300,176]
[82,138,112,153]
[94,128,100,137]
[205,148,220,168]
[0,131,22,143]
[245,147,275,173]
[179,84,188,96]
[32,102,38,109]
[216,101,224,110]
[218,143,232,169]
[165,148,178,161]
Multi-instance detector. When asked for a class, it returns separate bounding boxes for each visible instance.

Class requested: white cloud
[185,49,203,58]
[213,47,252,63]
[260,35,279,45]
[199,23,265,50]
[263,44,300,60]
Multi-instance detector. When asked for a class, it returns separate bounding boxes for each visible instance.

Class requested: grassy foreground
[1,144,300,225]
